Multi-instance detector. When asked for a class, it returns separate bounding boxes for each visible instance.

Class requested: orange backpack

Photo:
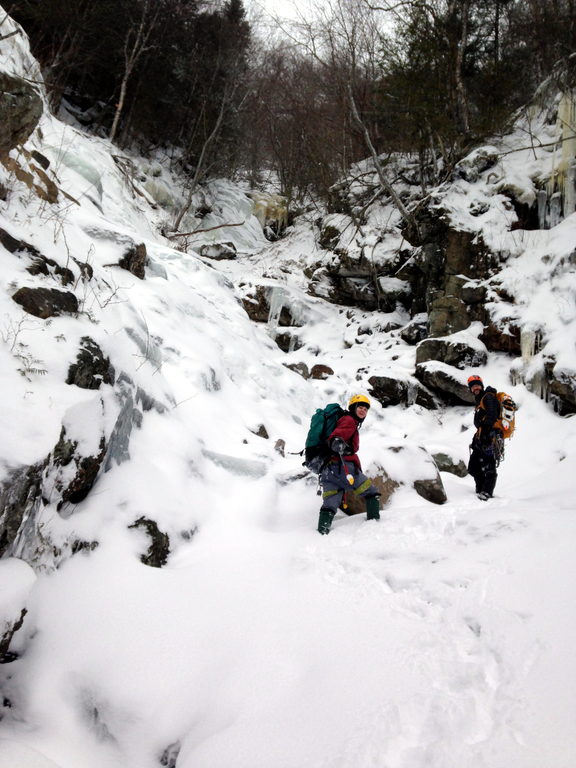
[479,391,517,439]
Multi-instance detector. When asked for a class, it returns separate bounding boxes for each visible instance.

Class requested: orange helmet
[467,375,483,389]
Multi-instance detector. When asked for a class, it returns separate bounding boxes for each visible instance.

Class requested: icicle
[548,192,563,228]
[537,189,548,229]
[563,161,576,219]
[267,286,288,330]
[530,367,549,403]
[521,329,537,363]
[288,334,299,353]
[287,298,308,328]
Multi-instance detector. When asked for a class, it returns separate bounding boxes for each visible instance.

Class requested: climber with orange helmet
[317,394,380,534]
[466,375,501,500]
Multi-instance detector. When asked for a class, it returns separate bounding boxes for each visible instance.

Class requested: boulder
[26,254,75,286]
[119,242,147,279]
[453,146,499,183]
[242,285,271,323]
[0,402,107,560]
[0,227,41,258]
[400,315,428,345]
[0,230,74,285]
[384,444,447,504]
[310,364,334,380]
[415,361,475,404]
[275,330,303,353]
[549,368,576,416]
[0,72,43,153]
[51,425,107,510]
[368,374,437,410]
[241,284,303,327]
[480,319,521,355]
[67,337,115,390]
[129,517,170,567]
[330,274,378,310]
[346,444,447,510]
[317,214,352,252]
[416,337,488,369]
[284,362,310,379]
[376,277,411,312]
[414,475,448,505]
[199,242,237,260]
[12,286,78,318]
[344,466,399,515]
[432,452,468,477]
[517,357,576,417]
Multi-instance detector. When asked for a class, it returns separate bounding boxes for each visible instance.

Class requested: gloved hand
[305,455,325,474]
[330,437,348,456]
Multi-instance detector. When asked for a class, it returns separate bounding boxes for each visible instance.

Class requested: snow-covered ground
[0,9,575,768]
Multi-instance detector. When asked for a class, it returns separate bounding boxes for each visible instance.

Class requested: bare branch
[166,220,246,239]
[109,0,160,143]
[172,83,236,232]
[0,29,19,42]
[347,83,418,232]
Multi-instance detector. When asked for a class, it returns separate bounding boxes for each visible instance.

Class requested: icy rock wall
[540,90,576,227]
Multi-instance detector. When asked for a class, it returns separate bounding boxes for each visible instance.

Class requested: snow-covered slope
[0,10,575,768]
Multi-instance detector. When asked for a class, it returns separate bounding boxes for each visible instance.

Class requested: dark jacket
[474,386,500,441]
[328,412,362,469]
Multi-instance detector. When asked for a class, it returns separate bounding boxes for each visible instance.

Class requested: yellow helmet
[348,394,370,409]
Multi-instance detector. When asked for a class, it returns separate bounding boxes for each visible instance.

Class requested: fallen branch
[166,220,245,239]
[0,29,19,41]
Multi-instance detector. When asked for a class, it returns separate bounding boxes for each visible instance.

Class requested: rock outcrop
[0,72,43,154]
[12,286,78,318]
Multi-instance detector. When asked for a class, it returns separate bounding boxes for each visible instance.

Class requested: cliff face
[263,87,576,416]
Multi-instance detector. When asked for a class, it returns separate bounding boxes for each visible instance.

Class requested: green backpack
[304,403,346,471]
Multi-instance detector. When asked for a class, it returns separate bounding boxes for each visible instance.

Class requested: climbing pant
[317,460,380,534]
[468,440,497,497]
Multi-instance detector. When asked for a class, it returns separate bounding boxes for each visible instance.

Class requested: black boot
[365,495,380,521]
[318,508,334,535]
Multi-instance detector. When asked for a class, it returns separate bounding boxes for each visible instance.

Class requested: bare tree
[348,84,418,229]
[172,83,240,233]
[109,0,159,143]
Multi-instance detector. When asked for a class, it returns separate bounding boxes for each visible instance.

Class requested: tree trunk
[109,1,157,144]
[348,84,418,233]
[453,0,471,137]
[172,90,231,233]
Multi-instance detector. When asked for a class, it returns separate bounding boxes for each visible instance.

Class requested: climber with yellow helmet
[317,394,380,535]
